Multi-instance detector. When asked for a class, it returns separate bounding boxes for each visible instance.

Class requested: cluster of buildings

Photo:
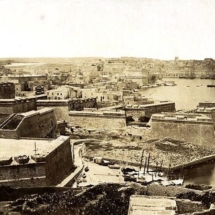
[0,58,215,190]
[0,82,74,188]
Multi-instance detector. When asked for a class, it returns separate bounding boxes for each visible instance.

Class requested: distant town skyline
[0,0,215,60]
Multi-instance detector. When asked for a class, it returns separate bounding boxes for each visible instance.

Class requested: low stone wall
[125,102,175,120]
[0,163,45,181]
[151,119,215,146]
[0,177,47,188]
[37,106,69,121]
[68,111,126,129]
[45,137,74,186]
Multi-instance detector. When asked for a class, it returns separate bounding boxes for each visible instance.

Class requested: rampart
[125,101,175,121]
[196,107,215,129]
[198,101,215,108]
[36,98,97,121]
[45,137,74,185]
[37,100,69,121]
[0,136,74,187]
[69,111,126,129]
[0,108,57,139]
[0,97,37,115]
[151,113,215,146]
[0,163,45,181]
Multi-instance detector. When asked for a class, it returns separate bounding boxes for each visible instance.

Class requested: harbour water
[143,78,215,185]
[183,161,215,186]
[142,78,215,110]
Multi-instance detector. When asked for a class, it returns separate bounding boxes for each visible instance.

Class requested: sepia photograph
[0,0,215,214]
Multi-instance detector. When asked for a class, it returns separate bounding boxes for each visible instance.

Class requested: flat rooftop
[0,135,69,159]
[125,101,174,109]
[152,113,212,123]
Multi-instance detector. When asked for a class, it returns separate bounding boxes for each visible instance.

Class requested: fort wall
[0,98,37,115]
[0,163,45,181]
[125,102,175,121]
[151,117,214,146]
[68,111,126,129]
[45,137,74,185]
[37,105,69,121]
[0,108,57,139]
[17,109,57,138]
[0,177,47,188]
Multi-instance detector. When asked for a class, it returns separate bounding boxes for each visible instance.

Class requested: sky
[0,0,215,60]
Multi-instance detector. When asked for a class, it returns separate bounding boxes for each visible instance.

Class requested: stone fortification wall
[0,129,18,139]
[0,109,57,139]
[13,99,36,113]
[197,109,215,129]
[151,119,214,146]
[0,163,45,181]
[199,102,215,108]
[125,102,175,121]
[45,137,74,186]
[17,109,57,138]
[0,177,47,188]
[37,106,69,121]
[69,111,126,129]
[0,98,36,115]
[0,105,13,115]
[37,100,69,121]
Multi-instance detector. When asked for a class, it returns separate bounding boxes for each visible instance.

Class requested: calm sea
[141,78,215,110]
[142,78,215,185]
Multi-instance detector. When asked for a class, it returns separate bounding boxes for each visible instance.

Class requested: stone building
[0,136,74,187]
[0,82,15,99]
[0,108,57,139]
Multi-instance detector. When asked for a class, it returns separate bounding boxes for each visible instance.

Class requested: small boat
[207,85,215,87]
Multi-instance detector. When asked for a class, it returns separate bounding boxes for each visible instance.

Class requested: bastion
[196,106,215,129]
[125,101,175,121]
[151,112,215,146]
[37,98,97,121]
[0,135,74,187]
[0,108,57,139]
[68,110,126,129]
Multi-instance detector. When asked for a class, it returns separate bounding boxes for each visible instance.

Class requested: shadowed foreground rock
[5,183,215,215]
[8,183,146,215]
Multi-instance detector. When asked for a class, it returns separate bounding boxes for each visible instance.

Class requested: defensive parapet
[196,106,215,129]
[125,101,175,121]
[151,112,214,146]
[68,110,126,129]
[0,108,57,139]
[36,98,97,121]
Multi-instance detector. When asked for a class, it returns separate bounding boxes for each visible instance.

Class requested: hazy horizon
[0,0,215,60]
